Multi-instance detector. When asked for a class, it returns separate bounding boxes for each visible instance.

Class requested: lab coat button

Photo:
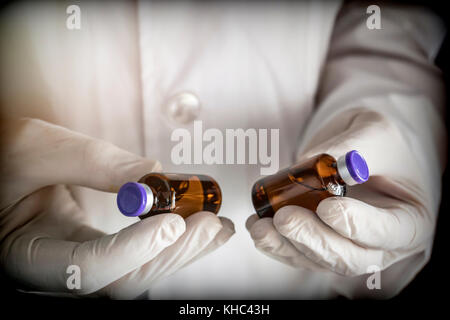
[165,92,201,124]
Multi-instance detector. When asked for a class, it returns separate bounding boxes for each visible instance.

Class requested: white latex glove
[247,109,444,288]
[0,118,234,299]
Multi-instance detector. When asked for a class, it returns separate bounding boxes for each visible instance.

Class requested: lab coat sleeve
[296,1,446,297]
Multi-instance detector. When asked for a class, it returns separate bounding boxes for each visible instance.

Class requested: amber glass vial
[117,173,222,219]
[252,150,369,218]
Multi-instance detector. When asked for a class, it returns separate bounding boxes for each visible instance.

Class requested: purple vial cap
[117,182,148,217]
[345,150,369,184]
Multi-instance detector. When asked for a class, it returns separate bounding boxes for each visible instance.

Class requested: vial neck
[138,183,154,215]
[329,159,347,186]
[336,155,357,186]
[334,172,347,186]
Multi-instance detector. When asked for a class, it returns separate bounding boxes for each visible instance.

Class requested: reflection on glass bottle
[252,150,369,218]
[117,173,222,219]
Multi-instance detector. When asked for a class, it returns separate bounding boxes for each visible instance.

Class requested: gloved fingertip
[151,160,163,172]
[317,197,375,242]
[316,197,353,235]
[160,214,186,240]
[273,205,302,228]
[212,221,236,247]
[185,211,224,240]
[316,197,343,218]
[273,206,320,240]
[250,220,284,251]
[187,211,222,227]
[219,217,236,235]
[245,214,259,231]
[249,218,273,241]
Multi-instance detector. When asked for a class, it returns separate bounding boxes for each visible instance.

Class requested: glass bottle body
[251,154,346,218]
[138,173,222,219]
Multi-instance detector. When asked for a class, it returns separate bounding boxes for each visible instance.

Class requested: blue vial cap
[345,150,369,184]
[117,182,152,217]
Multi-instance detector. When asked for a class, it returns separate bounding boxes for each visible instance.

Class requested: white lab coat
[0,0,445,298]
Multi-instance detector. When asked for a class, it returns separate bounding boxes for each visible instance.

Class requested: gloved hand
[247,110,442,291]
[0,118,234,299]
